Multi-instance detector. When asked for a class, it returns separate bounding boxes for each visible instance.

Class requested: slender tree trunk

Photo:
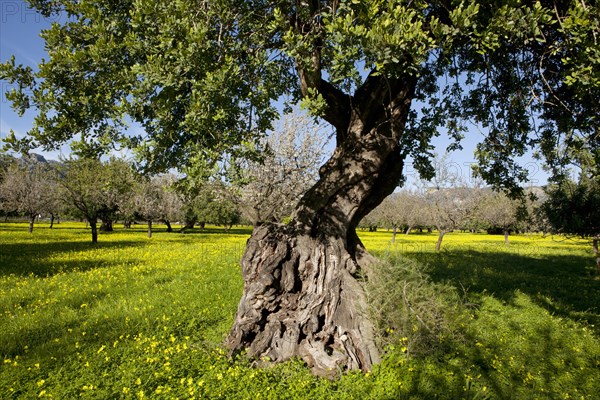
[593,235,599,274]
[391,225,398,243]
[49,213,55,229]
[504,229,510,245]
[148,220,153,238]
[28,214,35,233]
[123,220,132,229]
[405,226,411,235]
[164,220,173,233]
[435,230,446,251]
[227,73,415,376]
[89,218,98,244]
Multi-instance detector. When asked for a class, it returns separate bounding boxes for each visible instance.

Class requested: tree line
[361,186,546,250]
[3,145,597,252]
[0,113,327,242]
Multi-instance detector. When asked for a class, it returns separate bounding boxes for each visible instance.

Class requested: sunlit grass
[1,222,599,399]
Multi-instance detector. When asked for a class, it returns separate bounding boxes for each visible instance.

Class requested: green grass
[1,222,599,399]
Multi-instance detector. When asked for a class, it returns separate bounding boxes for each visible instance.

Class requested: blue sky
[0,0,548,186]
[1,0,65,154]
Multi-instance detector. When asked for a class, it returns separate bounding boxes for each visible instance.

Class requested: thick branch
[353,70,417,140]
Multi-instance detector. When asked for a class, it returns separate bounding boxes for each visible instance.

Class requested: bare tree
[154,174,183,232]
[368,190,427,242]
[132,177,163,238]
[474,190,522,245]
[425,187,476,251]
[236,111,327,226]
[0,163,59,233]
[131,174,185,237]
[421,154,479,251]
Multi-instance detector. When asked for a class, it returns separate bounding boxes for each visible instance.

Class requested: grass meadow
[1,222,599,399]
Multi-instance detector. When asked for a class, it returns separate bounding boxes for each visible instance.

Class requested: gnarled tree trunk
[227,72,415,377]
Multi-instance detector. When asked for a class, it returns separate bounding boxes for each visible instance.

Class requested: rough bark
[227,224,380,378]
[227,73,415,376]
[148,220,153,238]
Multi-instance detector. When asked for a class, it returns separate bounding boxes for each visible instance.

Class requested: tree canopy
[1,1,598,186]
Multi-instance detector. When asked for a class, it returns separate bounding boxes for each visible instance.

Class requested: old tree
[1,0,598,375]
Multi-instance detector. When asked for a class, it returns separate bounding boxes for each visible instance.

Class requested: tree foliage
[0,1,597,185]
[543,174,600,237]
[57,157,136,242]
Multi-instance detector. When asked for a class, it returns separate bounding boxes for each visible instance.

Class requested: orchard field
[1,222,599,399]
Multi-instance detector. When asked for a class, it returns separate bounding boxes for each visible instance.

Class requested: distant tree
[474,190,522,245]
[0,153,16,219]
[172,163,217,232]
[235,111,326,226]
[424,187,475,251]
[132,176,164,238]
[129,174,185,236]
[153,174,183,232]
[543,175,600,238]
[0,153,15,180]
[368,190,427,242]
[0,163,58,233]
[543,173,600,272]
[505,187,549,235]
[193,182,241,231]
[420,154,478,251]
[57,157,135,243]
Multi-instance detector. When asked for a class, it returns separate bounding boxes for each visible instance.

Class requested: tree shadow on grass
[0,240,147,277]
[396,248,600,329]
